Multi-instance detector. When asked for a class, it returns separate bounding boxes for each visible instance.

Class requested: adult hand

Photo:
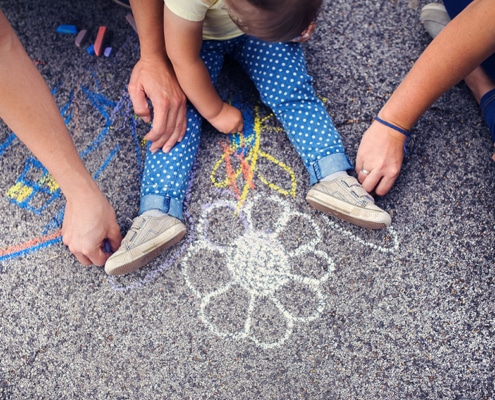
[62,188,122,267]
[208,103,244,134]
[128,56,187,153]
[355,120,406,196]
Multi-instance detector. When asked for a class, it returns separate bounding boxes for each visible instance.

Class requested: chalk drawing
[0,79,135,263]
[6,157,61,215]
[182,194,399,349]
[211,104,297,210]
[108,101,297,290]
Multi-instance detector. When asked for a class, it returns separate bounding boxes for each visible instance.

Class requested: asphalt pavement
[0,0,494,398]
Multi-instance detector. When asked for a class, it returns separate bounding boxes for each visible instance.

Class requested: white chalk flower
[182,195,335,349]
[183,194,398,348]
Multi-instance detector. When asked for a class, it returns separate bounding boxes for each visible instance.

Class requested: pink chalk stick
[75,29,88,47]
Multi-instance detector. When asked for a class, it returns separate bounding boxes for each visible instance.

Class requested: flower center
[227,231,290,296]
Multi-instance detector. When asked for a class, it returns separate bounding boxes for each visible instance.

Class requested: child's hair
[225,0,323,42]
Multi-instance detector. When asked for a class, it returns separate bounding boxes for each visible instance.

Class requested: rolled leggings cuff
[308,153,353,185]
[139,194,183,221]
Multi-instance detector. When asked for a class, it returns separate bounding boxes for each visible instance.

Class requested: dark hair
[226,0,322,42]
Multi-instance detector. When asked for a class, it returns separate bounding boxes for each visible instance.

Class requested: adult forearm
[379,0,495,130]
[0,13,99,200]
[129,0,167,59]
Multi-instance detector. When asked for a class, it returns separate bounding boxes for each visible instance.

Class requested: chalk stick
[102,240,112,253]
[56,24,78,35]
[94,26,107,57]
[125,13,138,33]
[86,44,95,55]
[75,29,88,47]
[104,47,112,57]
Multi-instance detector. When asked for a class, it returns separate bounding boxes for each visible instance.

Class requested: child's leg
[105,41,228,275]
[105,106,201,276]
[235,38,350,184]
[236,37,391,229]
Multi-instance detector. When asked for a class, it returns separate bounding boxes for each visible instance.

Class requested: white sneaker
[105,214,186,276]
[420,3,451,39]
[306,175,391,229]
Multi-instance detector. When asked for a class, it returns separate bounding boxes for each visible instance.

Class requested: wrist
[59,172,104,203]
[204,101,225,122]
[374,116,409,139]
[376,112,412,133]
[139,49,168,64]
[374,114,415,154]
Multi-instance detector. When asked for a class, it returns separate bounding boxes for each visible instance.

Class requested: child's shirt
[165,0,243,40]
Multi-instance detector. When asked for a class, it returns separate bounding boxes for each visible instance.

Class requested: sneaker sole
[105,223,187,276]
[306,191,390,230]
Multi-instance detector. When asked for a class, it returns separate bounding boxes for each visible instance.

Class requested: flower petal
[199,200,249,250]
[248,295,294,349]
[199,283,252,341]
[273,272,328,322]
[182,242,232,297]
[288,249,334,282]
[241,194,291,235]
[276,211,321,257]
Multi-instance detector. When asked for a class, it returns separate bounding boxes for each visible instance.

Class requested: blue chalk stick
[86,44,95,55]
[104,47,112,57]
[102,240,112,253]
[57,25,78,35]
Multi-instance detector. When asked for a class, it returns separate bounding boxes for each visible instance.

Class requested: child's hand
[208,103,244,134]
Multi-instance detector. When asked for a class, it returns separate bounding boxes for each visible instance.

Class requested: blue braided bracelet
[374,116,414,153]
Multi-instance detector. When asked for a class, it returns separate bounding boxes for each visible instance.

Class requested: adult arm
[356,0,495,195]
[0,10,121,266]
[128,0,187,153]
[163,4,243,133]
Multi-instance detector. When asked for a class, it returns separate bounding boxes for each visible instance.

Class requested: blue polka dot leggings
[140,35,353,220]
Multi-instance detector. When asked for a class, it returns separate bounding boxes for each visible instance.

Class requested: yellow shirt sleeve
[164,0,211,22]
[164,0,243,40]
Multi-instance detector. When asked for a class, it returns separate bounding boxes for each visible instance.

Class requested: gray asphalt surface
[1,0,494,398]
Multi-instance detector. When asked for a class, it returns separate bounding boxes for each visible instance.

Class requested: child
[105,0,391,276]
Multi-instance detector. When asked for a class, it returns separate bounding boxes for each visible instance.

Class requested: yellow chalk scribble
[7,182,33,203]
[211,105,297,210]
[40,174,59,192]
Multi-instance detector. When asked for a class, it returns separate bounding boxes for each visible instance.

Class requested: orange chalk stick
[94,26,107,56]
